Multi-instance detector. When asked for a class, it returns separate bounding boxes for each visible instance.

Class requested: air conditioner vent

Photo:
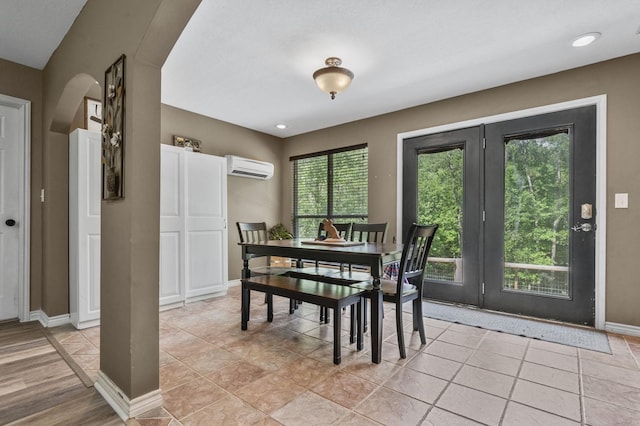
[225,155,274,180]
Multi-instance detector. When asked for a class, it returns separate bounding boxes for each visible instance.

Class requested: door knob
[571,222,592,232]
[5,219,16,227]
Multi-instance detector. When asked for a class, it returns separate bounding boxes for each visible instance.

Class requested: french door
[403,127,482,306]
[403,106,596,325]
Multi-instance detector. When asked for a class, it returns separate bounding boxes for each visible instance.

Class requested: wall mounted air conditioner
[225,155,274,180]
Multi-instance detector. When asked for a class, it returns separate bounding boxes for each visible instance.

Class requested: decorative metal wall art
[102,54,125,200]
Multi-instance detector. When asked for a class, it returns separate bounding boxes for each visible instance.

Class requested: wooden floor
[0,320,122,425]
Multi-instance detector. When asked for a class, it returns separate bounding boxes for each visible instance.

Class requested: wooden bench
[241,274,367,365]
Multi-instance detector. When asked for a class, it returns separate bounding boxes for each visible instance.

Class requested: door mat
[421,301,611,354]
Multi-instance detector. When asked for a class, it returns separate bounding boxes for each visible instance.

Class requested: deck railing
[426,258,569,296]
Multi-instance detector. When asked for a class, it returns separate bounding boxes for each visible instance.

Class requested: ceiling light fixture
[313,57,354,100]
[275,124,287,130]
[572,32,601,47]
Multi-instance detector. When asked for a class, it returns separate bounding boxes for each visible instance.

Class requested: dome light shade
[313,57,354,100]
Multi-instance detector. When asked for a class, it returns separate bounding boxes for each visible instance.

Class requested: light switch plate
[614,193,628,208]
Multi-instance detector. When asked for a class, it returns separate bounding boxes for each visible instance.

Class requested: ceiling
[2,1,640,137]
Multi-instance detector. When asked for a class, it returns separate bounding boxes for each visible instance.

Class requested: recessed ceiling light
[275,124,287,130]
[572,32,601,47]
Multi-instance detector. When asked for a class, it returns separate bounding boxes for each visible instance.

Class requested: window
[292,144,368,238]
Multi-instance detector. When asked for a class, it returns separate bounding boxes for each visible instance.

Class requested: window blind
[292,144,368,238]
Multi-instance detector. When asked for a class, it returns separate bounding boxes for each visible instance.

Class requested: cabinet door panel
[159,232,182,304]
[184,151,227,299]
[160,145,185,305]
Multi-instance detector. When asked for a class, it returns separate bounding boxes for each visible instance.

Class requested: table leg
[370,278,383,364]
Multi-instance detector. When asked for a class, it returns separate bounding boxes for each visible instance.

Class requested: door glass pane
[503,131,570,296]
[417,147,464,283]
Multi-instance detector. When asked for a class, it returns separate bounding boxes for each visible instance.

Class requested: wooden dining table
[240,238,404,364]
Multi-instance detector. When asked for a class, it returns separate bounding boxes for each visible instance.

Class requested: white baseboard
[186,289,228,303]
[228,279,241,287]
[604,321,640,338]
[29,310,71,328]
[95,370,162,421]
[159,301,185,312]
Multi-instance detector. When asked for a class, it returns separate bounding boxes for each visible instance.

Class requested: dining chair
[315,222,352,323]
[350,222,388,243]
[315,221,352,271]
[353,223,438,358]
[317,221,352,241]
[236,222,293,276]
[237,221,296,312]
[334,222,389,329]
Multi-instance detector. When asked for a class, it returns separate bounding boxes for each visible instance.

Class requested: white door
[160,145,185,306]
[69,129,102,328]
[184,151,228,299]
[0,103,22,320]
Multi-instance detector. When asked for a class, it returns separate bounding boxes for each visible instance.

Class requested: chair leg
[320,306,330,323]
[333,307,342,365]
[413,297,426,344]
[349,305,356,344]
[241,285,250,330]
[396,302,406,359]
[356,299,364,351]
[362,298,368,332]
[349,305,357,343]
[289,298,295,314]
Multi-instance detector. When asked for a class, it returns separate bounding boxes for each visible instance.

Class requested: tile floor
[49,285,640,425]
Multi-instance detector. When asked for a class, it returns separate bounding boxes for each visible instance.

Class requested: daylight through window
[291,144,368,238]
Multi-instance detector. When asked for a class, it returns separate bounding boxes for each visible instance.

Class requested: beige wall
[0,58,44,311]
[282,53,640,327]
[41,0,200,400]
[161,105,283,280]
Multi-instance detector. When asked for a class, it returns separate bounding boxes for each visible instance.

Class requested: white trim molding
[605,322,640,338]
[30,310,71,328]
[397,95,608,329]
[0,93,31,322]
[227,278,241,287]
[95,371,163,421]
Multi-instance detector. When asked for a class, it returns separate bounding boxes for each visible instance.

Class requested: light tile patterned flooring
[48,285,640,425]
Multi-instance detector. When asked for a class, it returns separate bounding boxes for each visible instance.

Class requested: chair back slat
[317,222,352,240]
[397,224,438,291]
[237,222,269,244]
[351,222,388,243]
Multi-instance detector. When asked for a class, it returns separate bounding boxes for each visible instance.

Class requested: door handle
[571,222,592,232]
[5,219,16,227]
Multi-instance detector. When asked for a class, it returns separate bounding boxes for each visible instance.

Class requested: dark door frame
[395,96,607,329]
[402,126,482,306]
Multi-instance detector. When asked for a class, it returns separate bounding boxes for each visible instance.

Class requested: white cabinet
[160,145,228,306]
[69,129,101,329]
[69,135,229,329]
